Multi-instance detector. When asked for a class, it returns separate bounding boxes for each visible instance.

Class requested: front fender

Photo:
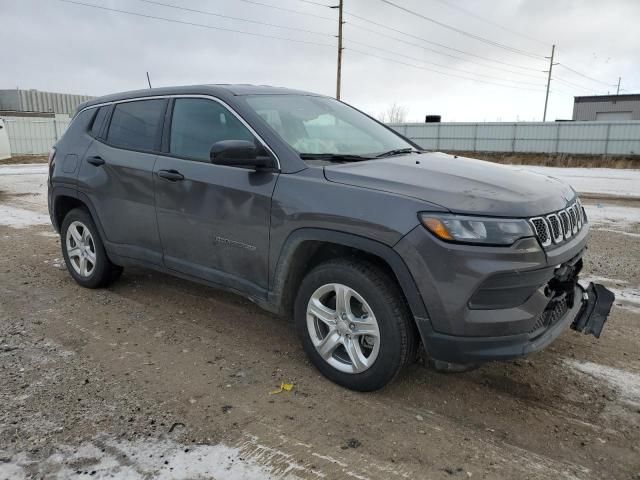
[268,227,429,321]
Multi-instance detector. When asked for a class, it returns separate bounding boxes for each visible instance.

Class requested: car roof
[78,84,323,112]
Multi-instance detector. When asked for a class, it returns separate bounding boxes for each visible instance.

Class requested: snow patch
[0,163,48,175]
[580,276,640,308]
[593,228,640,239]
[0,205,50,228]
[583,203,640,229]
[519,166,640,199]
[0,436,303,480]
[566,360,640,409]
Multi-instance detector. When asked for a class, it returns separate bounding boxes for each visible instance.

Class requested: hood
[323,152,576,217]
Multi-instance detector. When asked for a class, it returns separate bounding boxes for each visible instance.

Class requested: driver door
[153,97,278,296]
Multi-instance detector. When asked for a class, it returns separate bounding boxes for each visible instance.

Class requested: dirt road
[1,165,639,479]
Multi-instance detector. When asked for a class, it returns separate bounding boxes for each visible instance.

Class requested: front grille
[568,207,577,233]
[529,199,587,248]
[546,214,563,243]
[529,295,569,336]
[530,218,551,246]
[558,210,571,238]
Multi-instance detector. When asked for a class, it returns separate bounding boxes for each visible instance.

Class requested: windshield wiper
[375,148,421,158]
[299,153,373,162]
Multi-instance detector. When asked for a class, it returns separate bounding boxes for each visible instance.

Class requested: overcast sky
[1,0,638,121]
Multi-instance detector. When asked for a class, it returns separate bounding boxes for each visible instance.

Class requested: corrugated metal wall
[573,98,640,121]
[1,116,72,156]
[392,121,640,155]
[0,89,93,116]
[3,117,640,157]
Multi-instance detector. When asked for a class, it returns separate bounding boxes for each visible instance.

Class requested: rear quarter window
[89,106,110,138]
[106,99,165,151]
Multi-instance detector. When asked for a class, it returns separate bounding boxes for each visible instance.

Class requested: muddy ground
[1,168,639,479]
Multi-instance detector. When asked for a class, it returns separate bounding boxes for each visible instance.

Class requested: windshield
[243,94,414,157]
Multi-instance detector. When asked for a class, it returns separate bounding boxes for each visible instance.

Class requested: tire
[294,258,417,391]
[60,207,123,289]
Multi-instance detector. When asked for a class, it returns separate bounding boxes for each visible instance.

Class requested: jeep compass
[48,85,615,391]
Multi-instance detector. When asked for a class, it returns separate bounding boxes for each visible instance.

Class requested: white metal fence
[1,116,71,156]
[391,121,640,155]
[2,117,640,157]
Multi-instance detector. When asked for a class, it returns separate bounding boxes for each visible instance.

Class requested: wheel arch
[50,187,108,242]
[269,228,429,322]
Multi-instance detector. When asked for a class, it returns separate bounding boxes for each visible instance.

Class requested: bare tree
[377,103,408,124]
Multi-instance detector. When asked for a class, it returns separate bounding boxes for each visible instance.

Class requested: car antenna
[146,72,152,89]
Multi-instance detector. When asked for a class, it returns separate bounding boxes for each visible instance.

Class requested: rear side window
[107,99,165,151]
[169,98,255,162]
[90,106,109,137]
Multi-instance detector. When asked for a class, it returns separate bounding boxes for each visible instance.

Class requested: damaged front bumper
[423,281,616,364]
[571,282,615,338]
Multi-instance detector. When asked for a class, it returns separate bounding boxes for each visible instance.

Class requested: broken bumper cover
[422,282,615,364]
[570,283,615,338]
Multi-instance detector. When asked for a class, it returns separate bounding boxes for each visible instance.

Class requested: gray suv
[48,85,614,391]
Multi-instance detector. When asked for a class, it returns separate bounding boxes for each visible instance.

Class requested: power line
[57,0,336,48]
[293,0,335,7]
[556,64,615,87]
[428,0,548,47]
[549,89,575,98]
[378,0,545,59]
[346,48,547,92]
[232,0,334,21]
[553,76,603,94]
[135,0,334,37]
[345,12,544,72]
[346,39,545,87]
[345,20,544,80]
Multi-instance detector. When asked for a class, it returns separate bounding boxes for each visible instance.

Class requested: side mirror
[209,140,274,169]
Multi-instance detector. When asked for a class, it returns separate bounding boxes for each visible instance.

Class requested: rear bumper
[421,282,614,364]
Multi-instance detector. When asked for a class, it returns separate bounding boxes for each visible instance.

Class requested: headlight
[418,213,534,245]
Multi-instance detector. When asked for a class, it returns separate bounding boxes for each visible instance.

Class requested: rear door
[78,98,167,265]
[153,97,278,296]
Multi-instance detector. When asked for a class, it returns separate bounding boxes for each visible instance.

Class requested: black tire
[60,207,123,289]
[294,258,417,392]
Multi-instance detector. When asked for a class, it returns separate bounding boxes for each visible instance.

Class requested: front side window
[243,95,413,157]
[169,98,255,162]
[106,99,165,151]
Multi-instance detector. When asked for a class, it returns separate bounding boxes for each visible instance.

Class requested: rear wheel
[61,208,122,288]
[295,259,417,391]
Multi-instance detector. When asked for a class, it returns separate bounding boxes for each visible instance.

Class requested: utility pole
[146,72,152,89]
[616,76,621,95]
[542,44,556,122]
[331,0,344,100]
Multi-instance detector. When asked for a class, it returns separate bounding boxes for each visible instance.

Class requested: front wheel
[294,259,417,391]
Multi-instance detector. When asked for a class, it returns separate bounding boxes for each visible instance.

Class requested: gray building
[572,94,640,121]
[0,89,94,116]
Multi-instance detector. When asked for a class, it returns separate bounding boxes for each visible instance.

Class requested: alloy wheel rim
[306,283,381,374]
[65,221,97,278]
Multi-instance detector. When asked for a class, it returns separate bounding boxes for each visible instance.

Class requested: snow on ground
[0,164,48,176]
[0,435,305,480]
[0,164,48,199]
[565,359,640,410]
[517,166,640,199]
[583,203,640,232]
[0,164,50,226]
[580,275,640,314]
[0,204,50,228]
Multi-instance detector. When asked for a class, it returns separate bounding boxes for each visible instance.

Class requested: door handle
[86,155,105,166]
[157,169,184,182]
